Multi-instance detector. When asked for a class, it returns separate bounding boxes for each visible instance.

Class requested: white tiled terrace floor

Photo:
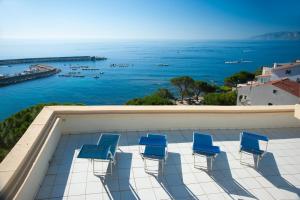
[36,128,300,200]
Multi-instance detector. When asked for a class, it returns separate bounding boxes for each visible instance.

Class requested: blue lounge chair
[239,132,269,168]
[77,133,120,174]
[139,134,168,174]
[192,132,220,170]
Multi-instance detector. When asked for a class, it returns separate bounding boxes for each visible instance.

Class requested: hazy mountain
[251,31,300,40]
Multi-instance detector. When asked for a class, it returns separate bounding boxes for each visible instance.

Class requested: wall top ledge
[47,105,297,114]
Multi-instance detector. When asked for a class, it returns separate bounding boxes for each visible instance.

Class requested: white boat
[225,61,240,64]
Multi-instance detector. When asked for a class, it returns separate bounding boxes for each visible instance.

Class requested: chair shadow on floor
[150,152,199,200]
[257,152,300,196]
[97,152,140,200]
[208,151,257,200]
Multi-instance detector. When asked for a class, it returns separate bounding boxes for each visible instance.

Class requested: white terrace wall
[14,118,63,200]
[59,106,300,134]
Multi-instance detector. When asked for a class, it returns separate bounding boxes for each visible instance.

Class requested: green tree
[218,85,232,93]
[126,88,174,105]
[254,67,263,76]
[203,91,237,105]
[154,88,174,100]
[224,71,255,87]
[0,102,84,162]
[192,80,217,101]
[171,76,194,102]
[126,94,174,105]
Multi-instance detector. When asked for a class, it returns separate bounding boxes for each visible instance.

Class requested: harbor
[0,40,299,121]
[0,64,61,87]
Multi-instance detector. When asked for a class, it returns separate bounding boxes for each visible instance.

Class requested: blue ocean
[0,40,300,121]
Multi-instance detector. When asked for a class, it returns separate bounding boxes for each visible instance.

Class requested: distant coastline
[251,31,300,41]
[0,56,107,66]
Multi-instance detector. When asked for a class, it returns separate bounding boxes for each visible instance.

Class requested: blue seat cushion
[77,144,111,160]
[240,132,268,155]
[193,145,221,157]
[242,132,269,142]
[139,136,167,147]
[240,146,264,155]
[193,132,213,150]
[143,145,166,160]
[97,134,120,156]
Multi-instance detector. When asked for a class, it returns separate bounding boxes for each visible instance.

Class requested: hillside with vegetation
[0,103,83,162]
[126,69,259,106]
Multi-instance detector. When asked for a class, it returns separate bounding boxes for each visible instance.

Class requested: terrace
[1,105,300,200]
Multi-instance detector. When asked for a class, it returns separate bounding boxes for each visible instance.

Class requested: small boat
[110,64,129,67]
[99,72,104,74]
[240,60,253,63]
[58,74,71,77]
[72,75,85,78]
[225,61,240,64]
[93,75,100,79]
[157,64,169,66]
[82,68,100,71]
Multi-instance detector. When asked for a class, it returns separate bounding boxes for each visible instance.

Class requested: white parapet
[0,105,300,200]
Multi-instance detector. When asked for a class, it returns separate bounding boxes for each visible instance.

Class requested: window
[285,70,291,75]
[268,103,273,106]
[273,89,277,94]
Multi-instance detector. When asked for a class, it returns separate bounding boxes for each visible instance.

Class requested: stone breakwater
[0,56,107,66]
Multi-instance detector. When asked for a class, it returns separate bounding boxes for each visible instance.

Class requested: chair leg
[240,152,243,163]
[143,158,147,172]
[210,157,213,171]
[161,160,164,175]
[92,159,95,174]
[255,155,260,168]
[110,161,113,175]
[193,154,195,168]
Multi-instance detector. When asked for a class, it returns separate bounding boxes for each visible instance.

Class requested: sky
[0,0,300,40]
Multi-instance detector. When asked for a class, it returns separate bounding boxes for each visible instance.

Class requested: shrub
[154,88,175,99]
[126,88,175,105]
[0,103,84,162]
[126,94,174,105]
[203,92,237,105]
[224,71,255,87]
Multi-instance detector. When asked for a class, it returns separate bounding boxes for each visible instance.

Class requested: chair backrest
[97,134,120,156]
[193,132,213,150]
[144,145,166,157]
[147,133,166,140]
[145,133,167,158]
[240,132,260,151]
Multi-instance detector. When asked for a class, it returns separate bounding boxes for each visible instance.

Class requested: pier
[0,56,107,66]
[0,64,61,87]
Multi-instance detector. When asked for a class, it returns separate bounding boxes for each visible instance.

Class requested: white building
[237,78,300,105]
[256,61,300,84]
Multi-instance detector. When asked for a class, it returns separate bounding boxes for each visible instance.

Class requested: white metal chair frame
[92,135,120,175]
[139,143,168,174]
[239,132,269,168]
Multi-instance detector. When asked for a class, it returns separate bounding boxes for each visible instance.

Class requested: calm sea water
[0,40,300,121]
